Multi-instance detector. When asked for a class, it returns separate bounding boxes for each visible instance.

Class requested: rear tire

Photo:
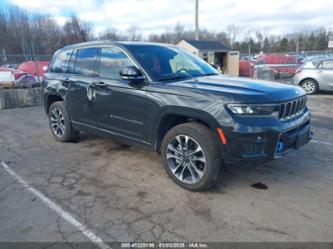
[161,122,222,191]
[48,101,79,142]
[300,79,318,95]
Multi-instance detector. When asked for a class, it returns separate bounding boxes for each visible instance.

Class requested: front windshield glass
[126,44,219,81]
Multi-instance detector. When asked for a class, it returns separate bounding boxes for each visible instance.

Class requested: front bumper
[273,121,312,159]
[220,109,311,163]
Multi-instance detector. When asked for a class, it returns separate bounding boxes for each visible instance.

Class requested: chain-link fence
[0,54,52,89]
[239,50,333,82]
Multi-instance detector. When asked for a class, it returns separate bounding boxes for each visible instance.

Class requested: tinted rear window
[50,50,72,73]
[73,47,99,75]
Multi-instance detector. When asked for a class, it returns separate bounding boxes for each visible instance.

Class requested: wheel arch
[153,107,220,152]
[299,77,319,87]
[44,93,64,114]
[299,78,320,94]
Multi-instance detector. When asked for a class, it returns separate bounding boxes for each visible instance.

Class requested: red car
[0,61,49,87]
[18,61,49,77]
[239,59,254,77]
[255,54,301,78]
[239,54,302,79]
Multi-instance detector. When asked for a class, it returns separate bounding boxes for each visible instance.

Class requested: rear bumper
[220,110,311,163]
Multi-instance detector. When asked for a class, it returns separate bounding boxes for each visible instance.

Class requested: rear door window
[50,49,72,73]
[73,47,99,75]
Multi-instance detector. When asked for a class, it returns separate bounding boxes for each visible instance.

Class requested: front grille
[279,96,306,120]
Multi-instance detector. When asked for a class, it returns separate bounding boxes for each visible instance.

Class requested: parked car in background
[0,66,34,88]
[293,58,333,94]
[255,54,301,79]
[15,74,37,88]
[0,71,15,89]
[239,53,302,80]
[18,61,49,79]
[239,59,254,77]
[0,66,25,79]
[1,63,19,69]
[0,61,49,88]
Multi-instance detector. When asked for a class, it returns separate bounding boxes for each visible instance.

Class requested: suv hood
[169,75,305,103]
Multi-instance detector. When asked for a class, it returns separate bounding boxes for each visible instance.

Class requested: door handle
[92,81,107,87]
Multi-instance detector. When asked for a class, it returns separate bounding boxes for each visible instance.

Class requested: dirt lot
[0,94,333,244]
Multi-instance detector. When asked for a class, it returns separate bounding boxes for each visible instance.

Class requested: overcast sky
[6,0,333,37]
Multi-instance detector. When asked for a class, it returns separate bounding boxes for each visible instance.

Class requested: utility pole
[248,45,252,78]
[296,41,299,65]
[195,0,199,40]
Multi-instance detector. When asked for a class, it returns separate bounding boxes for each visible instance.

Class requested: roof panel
[184,40,229,51]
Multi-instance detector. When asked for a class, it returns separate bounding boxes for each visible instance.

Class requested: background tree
[126,25,142,41]
[98,28,126,41]
[0,2,332,59]
[61,15,92,45]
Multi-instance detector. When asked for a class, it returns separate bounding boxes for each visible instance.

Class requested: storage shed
[177,39,240,76]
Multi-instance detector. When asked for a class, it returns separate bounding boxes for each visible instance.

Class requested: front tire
[300,79,318,95]
[48,101,79,142]
[161,122,222,191]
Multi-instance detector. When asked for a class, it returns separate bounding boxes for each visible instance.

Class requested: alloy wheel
[165,135,206,184]
[302,81,315,94]
[50,108,66,137]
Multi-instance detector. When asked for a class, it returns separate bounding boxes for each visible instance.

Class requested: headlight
[226,104,279,116]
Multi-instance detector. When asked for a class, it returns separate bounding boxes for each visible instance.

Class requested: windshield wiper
[201,73,219,76]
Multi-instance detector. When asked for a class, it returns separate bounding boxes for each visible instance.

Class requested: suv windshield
[125,44,219,81]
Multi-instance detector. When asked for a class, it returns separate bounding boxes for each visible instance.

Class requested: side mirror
[120,66,145,81]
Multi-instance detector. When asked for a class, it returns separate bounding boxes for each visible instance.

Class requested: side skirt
[72,120,154,151]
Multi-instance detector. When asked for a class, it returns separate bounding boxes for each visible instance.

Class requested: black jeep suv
[43,41,311,190]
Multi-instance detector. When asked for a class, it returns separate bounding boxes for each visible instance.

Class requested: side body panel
[65,74,97,126]
[91,78,148,143]
[320,67,333,90]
